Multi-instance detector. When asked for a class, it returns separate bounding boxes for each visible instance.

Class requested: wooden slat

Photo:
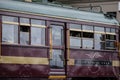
[49,28,53,59]
[67,29,70,60]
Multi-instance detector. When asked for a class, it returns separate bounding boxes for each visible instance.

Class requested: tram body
[0,0,119,80]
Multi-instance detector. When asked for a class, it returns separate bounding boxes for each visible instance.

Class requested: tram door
[49,22,65,72]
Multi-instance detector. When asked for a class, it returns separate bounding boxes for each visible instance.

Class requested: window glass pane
[95,33,105,50]
[31,19,45,25]
[70,24,81,29]
[20,26,30,45]
[70,31,81,37]
[70,37,81,47]
[50,50,64,69]
[106,41,115,49]
[95,41,105,50]
[31,27,45,45]
[95,34,105,41]
[106,28,111,32]
[111,28,116,33]
[20,18,29,24]
[95,27,105,32]
[2,16,18,22]
[51,25,63,46]
[2,24,18,43]
[82,25,93,31]
[83,32,94,38]
[83,39,93,49]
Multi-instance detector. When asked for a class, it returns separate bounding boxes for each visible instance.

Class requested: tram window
[94,34,105,50]
[20,18,29,24]
[2,16,18,22]
[83,32,94,38]
[111,28,116,33]
[2,24,18,43]
[31,27,45,45]
[83,39,93,49]
[106,34,116,40]
[106,28,116,33]
[31,19,46,45]
[31,19,45,25]
[95,41,105,50]
[20,26,30,45]
[51,25,63,46]
[94,34,105,41]
[50,50,64,69]
[70,24,81,29]
[70,31,81,47]
[70,31,81,37]
[106,41,115,49]
[82,25,93,31]
[95,27,105,32]
[70,37,81,48]
[106,28,111,33]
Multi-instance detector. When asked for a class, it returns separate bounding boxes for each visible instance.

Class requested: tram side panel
[67,49,119,78]
[0,44,49,77]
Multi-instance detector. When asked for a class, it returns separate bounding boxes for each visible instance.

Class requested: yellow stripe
[112,60,119,67]
[0,56,49,65]
[106,32,116,35]
[70,28,82,32]
[0,9,118,26]
[68,59,74,65]
[2,21,19,25]
[49,76,66,79]
[94,31,105,34]
[20,23,30,26]
[31,24,46,28]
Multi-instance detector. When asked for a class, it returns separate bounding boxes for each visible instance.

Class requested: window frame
[69,23,118,50]
[1,15,47,46]
[2,15,19,44]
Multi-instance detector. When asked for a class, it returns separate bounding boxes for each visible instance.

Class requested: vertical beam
[49,26,52,59]
[0,15,1,57]
[66,23,70,61]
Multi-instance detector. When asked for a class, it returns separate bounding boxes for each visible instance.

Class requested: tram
[0,0,119,80]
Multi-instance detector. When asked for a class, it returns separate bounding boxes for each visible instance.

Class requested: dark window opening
[83,32,94,38]
[106,35,116,40]
[20,26,30,32]
[106,12,117,18]
[70,31,81,37]
[20,25,30,45]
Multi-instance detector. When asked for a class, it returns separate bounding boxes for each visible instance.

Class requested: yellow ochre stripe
[49,76,66,79]
[112,60,120,67]
[68,59,74,65]
[0,56,49,65]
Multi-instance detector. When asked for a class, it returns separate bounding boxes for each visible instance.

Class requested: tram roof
[0,0,119,25]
